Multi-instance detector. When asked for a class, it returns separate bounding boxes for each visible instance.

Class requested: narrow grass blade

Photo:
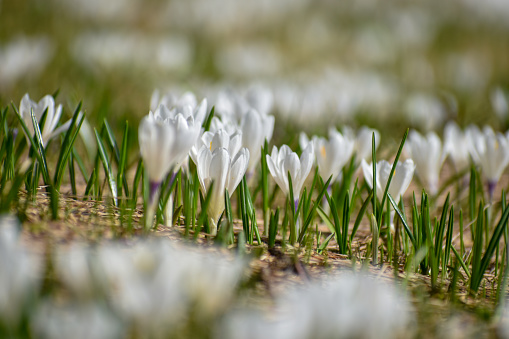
[94,129,118,206]
[203,106,215,131]
[377,129,409,226]
[351,191,372,242]
[298,175,333,243]
[268,208,280,248]
[471,201,509,293]
[388,193,416,247]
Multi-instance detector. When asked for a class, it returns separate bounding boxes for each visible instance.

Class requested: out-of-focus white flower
[343,126,381,163]
[0,36,53,89]
[311,128,354,183]
[0,215,41,325]
[32,301,123,339]
[491,87,508,121]
[361,159,415,203]
[406,130,444,195]
[266,144,314,199]
[244,84,274,116]
[18,94,70,146]
[405,93,447,132]
[196,145,250,234]
[467,125,509,198]
[94,240,245,336]
[217,273,413,339]
[150,91,208,126]
[443,121,472,172]
[281,273,414,339]
[240,109,275,173]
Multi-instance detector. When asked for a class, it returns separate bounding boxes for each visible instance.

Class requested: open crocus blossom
[196,145,249,235]
[240,108,275,174]
[19,93,70,146]
[467,125,509,198]
[361,159,415,204]
[266,144,314,201]
[313,128,355,183]
[190,129,242,165]
[443,121,472,172]
[406,130,444,196]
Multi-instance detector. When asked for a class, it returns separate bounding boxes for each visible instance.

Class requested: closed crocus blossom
[344,126,381,163]
[196,146,249,235]
[361,159,415,204]
[139,112,200,227]
[139,114,175,197]
[240,108,275,173]
[266,144,314,200]
[443,122,472,172]
[19,93,70,146]
[313,128,354,183]
[406,130,444,195]
[467,125,509,198]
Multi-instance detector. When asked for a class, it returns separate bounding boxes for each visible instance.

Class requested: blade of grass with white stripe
[471,200,509,293]
[53,104,84,189]
[261,141,270,236]
[268,208,280,248]
[94,128,118,206]
[117,121,130,197]
[103,120,130,196]
[377,129,409,227]
[298,175,332,244]
[202,106,215,131]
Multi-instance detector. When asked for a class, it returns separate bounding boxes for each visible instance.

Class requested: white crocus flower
[344,126,381,163]
[443,122,472,172]
[266,144,314,201]
[139,111,200,227]
[196,146,249,235]
[0,216,41,326]
[19,93,70,146]
[313,128,355,183]
[240,108,275,173]
[299,132,313,155]
[152,98,208,127]
[406,130,444,195]
[467,125,509,199]
[190,129,242,165]
[361,159,415,204]
[491,87,508,122]
[150,90,198,112]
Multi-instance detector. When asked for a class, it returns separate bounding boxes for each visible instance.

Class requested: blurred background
[1,0,509,138]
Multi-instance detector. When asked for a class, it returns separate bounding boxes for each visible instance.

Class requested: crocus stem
[146,180,161,230]
[208,216,218,236]
[488,180,496,203]
[164,172,178,227]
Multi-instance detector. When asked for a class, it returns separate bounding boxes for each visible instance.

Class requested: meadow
[2,0,509,338]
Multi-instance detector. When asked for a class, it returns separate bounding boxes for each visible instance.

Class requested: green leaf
[94,129,118,206]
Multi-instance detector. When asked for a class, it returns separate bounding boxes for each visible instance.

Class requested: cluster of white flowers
[0,214,246,338]
[407,123,509,199]
[217,272,414,339]
[139,88,275,234]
